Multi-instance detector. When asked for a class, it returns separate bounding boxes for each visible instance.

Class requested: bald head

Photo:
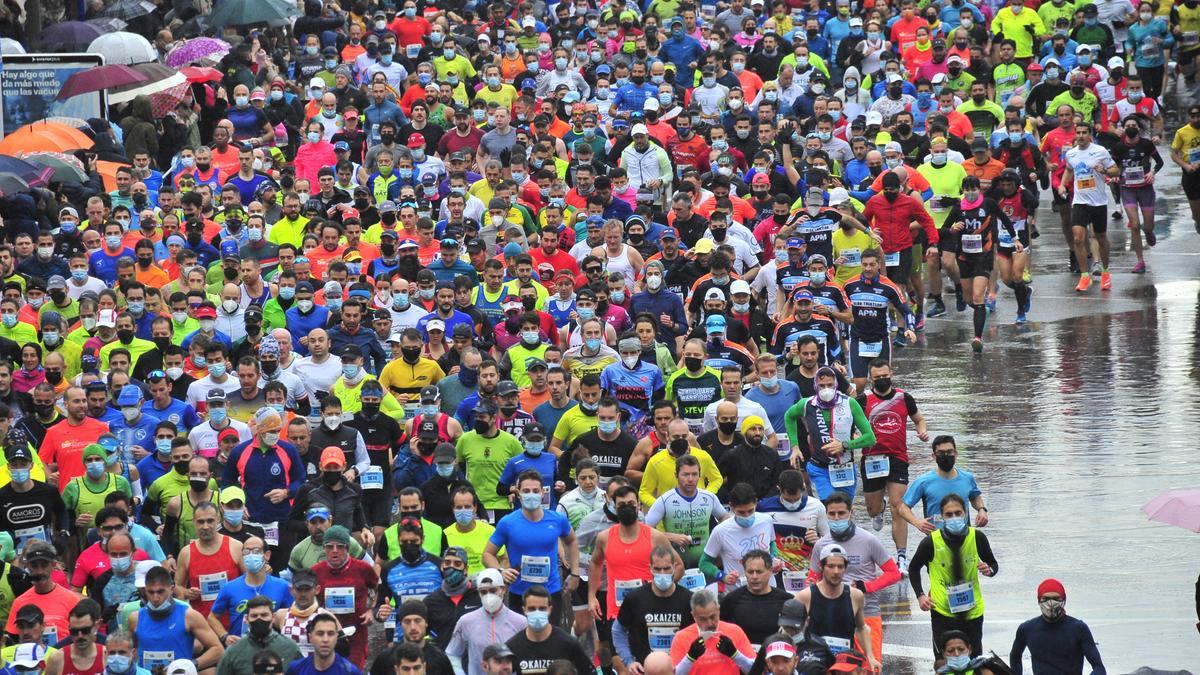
[645,653,673,675]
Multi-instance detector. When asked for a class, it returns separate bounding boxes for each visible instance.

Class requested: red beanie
[1036,578,1066,600]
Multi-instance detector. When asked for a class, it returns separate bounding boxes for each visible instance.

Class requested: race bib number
[841,248,861,266]
[1189,147,1200,164]
[13,525,47,550]
[782,570,808,592]
[1123,166,1146,183]
[406,44,421,59]
[776,435,791,461]
[648,626,674,651]
[821,636,852,654]
[864,455,890,479]
[142,651,174,670]
[384,613,397,631]
[858,341,883,358]
[262,521,280,546]
[1076,174,1097,191]
[325,586,356,614]
[42,628,58,647]
[199,572,227,601]
[1184,31,1199,46]
[829,461,856,488]
[931,195,951,213]
[998,231,1015,247]
[614,579,643,607]
[520,555,552,583]
[680,569,706,591]
[947,581,976,613]
[361,465,384,490]
[884,251,900,267]
[961,233,983,254]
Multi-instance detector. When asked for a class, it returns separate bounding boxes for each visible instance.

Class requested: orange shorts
[853,615,883,665]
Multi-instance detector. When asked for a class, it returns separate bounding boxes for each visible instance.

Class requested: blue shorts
[807,461,857,501]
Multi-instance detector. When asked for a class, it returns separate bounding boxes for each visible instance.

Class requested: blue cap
[585,215,605,227]
[705,315,727,333]
[502,242,524,258]
[596,64,612,75]
[793,289,814,302]
[116,384,143,406]
[519,78,536,90]
[220,239,239,257]
[334,141,350,151]
[786,237,805,249]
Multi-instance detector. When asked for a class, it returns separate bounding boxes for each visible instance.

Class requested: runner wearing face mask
[455,400,522,522]
[446,569,528,675]
[784,368,875,502]
[1009,579,1106,674]
[757,470,828,592]
[375,519,444,634]
[908,494,998,660]
[496,423,559,510]
[588,484,680,622]
[897,436,989,535]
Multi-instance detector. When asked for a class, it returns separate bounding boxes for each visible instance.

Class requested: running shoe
[1069,252,1079,274]
[914,314,926,332]
[985,295,997,313]
[955,290,967,312]
[872,514,884,531]
[893,333,908,348]
[1022,286,1033,316]
[971,337,983,353]
[1145,228,1156,247]
[1100,271,1112,290]
[927,298,947,318]
[1090,261,1102,278]
[1132,261,1146,274]
[1075,275,1092,292]
[1015,312,1027,324]
[1111,210,1123,221]
[896,552,909,577]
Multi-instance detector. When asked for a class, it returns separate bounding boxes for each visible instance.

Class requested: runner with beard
[347,380,404,539]
[769,291,842,367]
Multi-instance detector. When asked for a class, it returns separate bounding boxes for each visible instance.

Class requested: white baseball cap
[476,568,506,589]
[630,123,649,136]
[730,279,752,296]
[96,308,117,328]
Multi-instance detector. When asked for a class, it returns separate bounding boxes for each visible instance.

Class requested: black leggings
[1140,65,1165,99]
[930,612,984,658]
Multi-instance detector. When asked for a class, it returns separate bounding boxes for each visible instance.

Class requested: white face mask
[817,387,837,402]
[480,592,503,614]
[646,274,662,291]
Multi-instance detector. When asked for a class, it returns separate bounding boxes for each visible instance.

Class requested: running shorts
[884,247,913,286]
[1070,203,1109,234]
[957,252,994,278]
[861,456,910,493]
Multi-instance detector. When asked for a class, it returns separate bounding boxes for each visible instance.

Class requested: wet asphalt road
[868,149,1200,672]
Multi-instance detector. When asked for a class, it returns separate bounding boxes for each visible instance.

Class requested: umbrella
[1142,489,1200,532]
[56,64,148,100]
[165,37,230,68]
[96,160,131,192]
[38,21,105,51]
[0,156,53,188]
[100,0,157,21]
[42,116,91,129]
[107,62,188,104]
[0,37,25,54]
[174,15,211,38]
[87,17,128,32]
[147,81,192,117]
[0,174,32,198]
[21,152,89,183]
[181,66,222,84]
[87,32,157,65]
[0,122,95,154]
[207,0,299,27]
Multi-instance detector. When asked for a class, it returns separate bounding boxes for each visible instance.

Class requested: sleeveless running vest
[803,397,854,466]
[473,286,507,325]
[604,523,653,617]
[187,536,240,615]
[863,390,909,462]
[136,603,194,670]
[62,644,105,675]
[74,474,122,519]
[929,529,985,620]
[808,583,855,654]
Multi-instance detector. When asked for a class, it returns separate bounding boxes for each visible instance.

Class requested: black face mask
[137,256,153,268]
[401,542,423,563]
[717,420,737,436]
[972,93,986,104]
[45,371,63,386]
[174,460,189,475]
[711,228,727,241]
[152,337,170,351]
[117,329,135,344]
[935,453,956,471]
[473,420,492,435]
[883,190,899,203]
[684,356,703,372]
[382,213,397,225]
[1125,126,1139,138]
[248,618,273,640]
[186,231,203,245]
[1071,86,1084,96]
[873,377,892,393]
[949,65,962,75]
[322,470,342,487]
[381,244,396,257]
[224,267,240,281]
[262,360,278,376]
[869,164,883,177]
[500,404,518,417]
[616,504,638,525]
[896,122,912,136]
[354,197,369,209]
[361,401,381,418]
[402,346,422,363]
[246,323,262,336]
[50,290,66,304]
[669,438,689,455]
[381,133,396,145]
[418,441,437,455]
[34,402,54,418]
[189,478,209,492]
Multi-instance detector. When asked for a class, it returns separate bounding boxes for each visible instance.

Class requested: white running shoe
[896,552,909,577]
[871,514,884,531]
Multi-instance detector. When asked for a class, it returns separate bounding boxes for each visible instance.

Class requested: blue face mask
[243,553,265,573]
[71,268,87,281]
[86,460,106,479]
[209,362,227,378]
[760,376,778,389]
[734,514,756,528]
[944,516,968,534]
[585,337,602,351]
[109,555,132,573]
[107,654,132,674]
[521,330,540,344]
[393,293,410,309]
[453,508,475,526]
[436,463,455,478]
[342,364,360,379]
[224,508,244,526]
[653,572,674,591]
[577,307,595,320]
[10,468,29,484]
[128,301,144,314]
[520,491,543,510]
[1009,132,1024,143]
[209,407,227,424]
[946,655,971,671]
[524,441,544,456]
[810,271,827,284]
[598,420,619,435]
[526,609,550,631]
[328,299,343,311]
[279,286,296,300]
[828,517,851,534]
[156,439,172,455]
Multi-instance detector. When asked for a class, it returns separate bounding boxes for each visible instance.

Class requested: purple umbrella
[1143,489,1200,532]
[165,37,232,68]
[56,64,148,100]
[0,156,53,188]
[38,21,105,51]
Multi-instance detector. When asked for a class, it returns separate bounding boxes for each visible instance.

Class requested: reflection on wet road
[866,158,1200,672]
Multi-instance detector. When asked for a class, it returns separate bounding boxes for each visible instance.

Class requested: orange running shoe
[1100,271,1111,290]
[1075,275,1092,292]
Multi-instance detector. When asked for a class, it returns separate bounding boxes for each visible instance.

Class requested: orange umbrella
[96,160,132,192]
[0,121,94,154]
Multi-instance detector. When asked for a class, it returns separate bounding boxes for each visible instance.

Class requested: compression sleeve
[611,619,636,665]
[846,398,877,450]
[974,530,1000,576]
[699,552,722,581]
[864,558,902,594]
[674,656,694,675]
[784,400,805,453]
